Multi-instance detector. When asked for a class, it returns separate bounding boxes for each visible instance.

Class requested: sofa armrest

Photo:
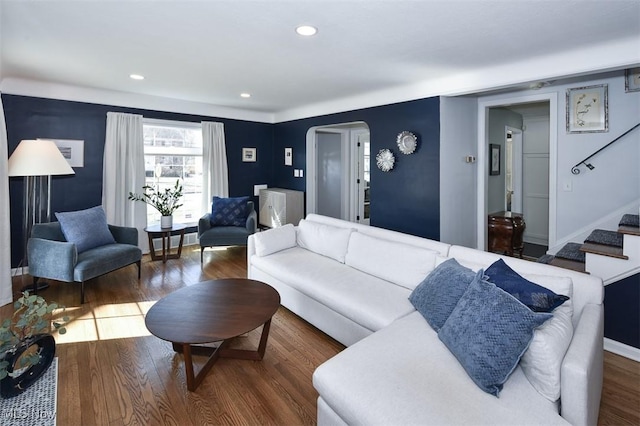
[27,238,77,282]
[108,225,138,246]
[246,210,257,234]
[560,303,604,426]
[198,214,213,237]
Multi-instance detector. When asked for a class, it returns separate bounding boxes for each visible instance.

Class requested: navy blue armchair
[198,201,257,263]
[27,222,142,304]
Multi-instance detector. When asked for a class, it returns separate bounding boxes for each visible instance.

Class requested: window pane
[143,123,203,225]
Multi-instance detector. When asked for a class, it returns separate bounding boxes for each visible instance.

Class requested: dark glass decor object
[0,333,55,398]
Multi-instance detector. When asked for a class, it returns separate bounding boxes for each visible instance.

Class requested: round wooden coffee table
[145,279,280,391]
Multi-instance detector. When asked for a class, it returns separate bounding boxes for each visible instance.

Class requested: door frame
[305,121,369,221]
[505,126,523,213]
[476,93,557,251]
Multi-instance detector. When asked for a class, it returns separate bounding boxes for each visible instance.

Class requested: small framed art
[625,68,640,93]
[242,147,256,162]
[489,144,500,176]
[566,84,608,133]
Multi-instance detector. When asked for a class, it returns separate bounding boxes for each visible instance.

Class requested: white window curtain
[0,94,12,306]
[201,121,229,211]
[102,112,147,250]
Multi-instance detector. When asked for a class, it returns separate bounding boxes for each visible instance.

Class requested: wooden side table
[488,211,526,258]
[144,223,187,263]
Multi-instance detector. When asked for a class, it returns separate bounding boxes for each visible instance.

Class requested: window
[143,120,203,226]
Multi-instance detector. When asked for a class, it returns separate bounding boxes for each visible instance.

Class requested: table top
[144,223,187,233]
[145,279,280,345]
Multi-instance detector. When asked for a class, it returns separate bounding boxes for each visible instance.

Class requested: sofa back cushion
[55,206,115,253]
[297,219,354,263]
[345,232,437,290]
[253,223,297,257]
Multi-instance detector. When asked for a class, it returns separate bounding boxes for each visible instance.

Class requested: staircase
[539,214,640,284]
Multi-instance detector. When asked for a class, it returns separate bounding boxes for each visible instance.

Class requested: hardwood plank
[3,244,638,425]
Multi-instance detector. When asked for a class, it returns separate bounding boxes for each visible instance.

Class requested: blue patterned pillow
[438,275,552,396]
[210,196,249,226]
[485,259,569,312]
[409,258,478,331]
[55,206,115,253]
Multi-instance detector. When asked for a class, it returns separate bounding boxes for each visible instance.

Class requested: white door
[521,116,550,245]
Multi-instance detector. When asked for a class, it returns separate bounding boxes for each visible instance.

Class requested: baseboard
[604,337,640,362]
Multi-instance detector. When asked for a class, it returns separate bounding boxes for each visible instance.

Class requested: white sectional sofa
[247,214,604,426]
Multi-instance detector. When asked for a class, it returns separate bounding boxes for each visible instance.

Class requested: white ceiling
[1,0,639,122]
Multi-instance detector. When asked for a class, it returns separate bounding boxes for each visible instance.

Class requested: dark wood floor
[3,245,639,425]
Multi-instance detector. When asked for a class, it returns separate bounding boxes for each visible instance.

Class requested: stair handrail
[571,122,640,174]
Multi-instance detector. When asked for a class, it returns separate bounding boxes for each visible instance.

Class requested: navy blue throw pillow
[409,258,478,332]
[211,196,249,226]
[484,259,569,312]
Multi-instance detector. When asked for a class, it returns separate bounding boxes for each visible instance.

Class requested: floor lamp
[8,139,75,290]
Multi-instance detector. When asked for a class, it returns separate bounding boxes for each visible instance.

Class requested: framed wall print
[566,84,608,133]
[625,67,640,92]
[489,144,500,176]
[284,147,293,166]
[242,147,256,162]
[47,138,84,167]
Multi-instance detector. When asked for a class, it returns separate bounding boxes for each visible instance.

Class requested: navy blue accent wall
[604,273,640,349]
[273,97,440,239]
[3,94,273,267]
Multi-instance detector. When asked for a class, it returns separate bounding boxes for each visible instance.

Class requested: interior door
[316,132,343,219]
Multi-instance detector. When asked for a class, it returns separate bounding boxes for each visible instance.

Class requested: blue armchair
[198,200,257,263]
[28,222,142,304]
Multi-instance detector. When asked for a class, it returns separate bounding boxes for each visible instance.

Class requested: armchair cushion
[55,206,115,253]
[210,196,250,226]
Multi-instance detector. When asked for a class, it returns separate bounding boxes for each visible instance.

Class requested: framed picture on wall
[625,67,640,92]
[489,144,500,176]
[566,84,609,133]
[242,147,257,162]
[46,138,84,167]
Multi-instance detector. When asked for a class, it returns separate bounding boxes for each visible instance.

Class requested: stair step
[619,214,639,228]
[619,225,640,236]
[554,242,586,263]
[549,257,587,273]
[618,213,640,236]
[584,229,623,248]
[580,242,628,260]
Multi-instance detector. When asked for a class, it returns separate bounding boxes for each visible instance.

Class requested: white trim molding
[605,338,640,362]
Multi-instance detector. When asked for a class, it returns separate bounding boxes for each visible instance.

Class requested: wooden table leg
[170,319,274,391]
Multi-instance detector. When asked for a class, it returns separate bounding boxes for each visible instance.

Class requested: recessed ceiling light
[129,74,145,80]
[240,93,251,98]
[295,25,317,36]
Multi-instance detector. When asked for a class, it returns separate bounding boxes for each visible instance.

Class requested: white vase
[160,215,173,229]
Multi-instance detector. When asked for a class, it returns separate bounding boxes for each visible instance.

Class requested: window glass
[143,122,203,225]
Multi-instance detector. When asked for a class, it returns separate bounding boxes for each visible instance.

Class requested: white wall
[477,70,640,250]
[439,96,477,247]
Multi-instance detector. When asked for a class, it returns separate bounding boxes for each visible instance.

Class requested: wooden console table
[488,211,526,258]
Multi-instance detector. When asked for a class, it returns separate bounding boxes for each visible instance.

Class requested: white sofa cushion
[345,232,438,290]
[313,311,566,426]
[519,274,574,402]
[253,223,296,257]
[250,247,415,331]
[296,219,354,263]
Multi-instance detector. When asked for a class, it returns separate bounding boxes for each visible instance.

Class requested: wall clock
[397,131,417,155]
[376,149,395,172]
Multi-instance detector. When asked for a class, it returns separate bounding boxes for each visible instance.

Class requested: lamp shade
[8,139,75,177]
